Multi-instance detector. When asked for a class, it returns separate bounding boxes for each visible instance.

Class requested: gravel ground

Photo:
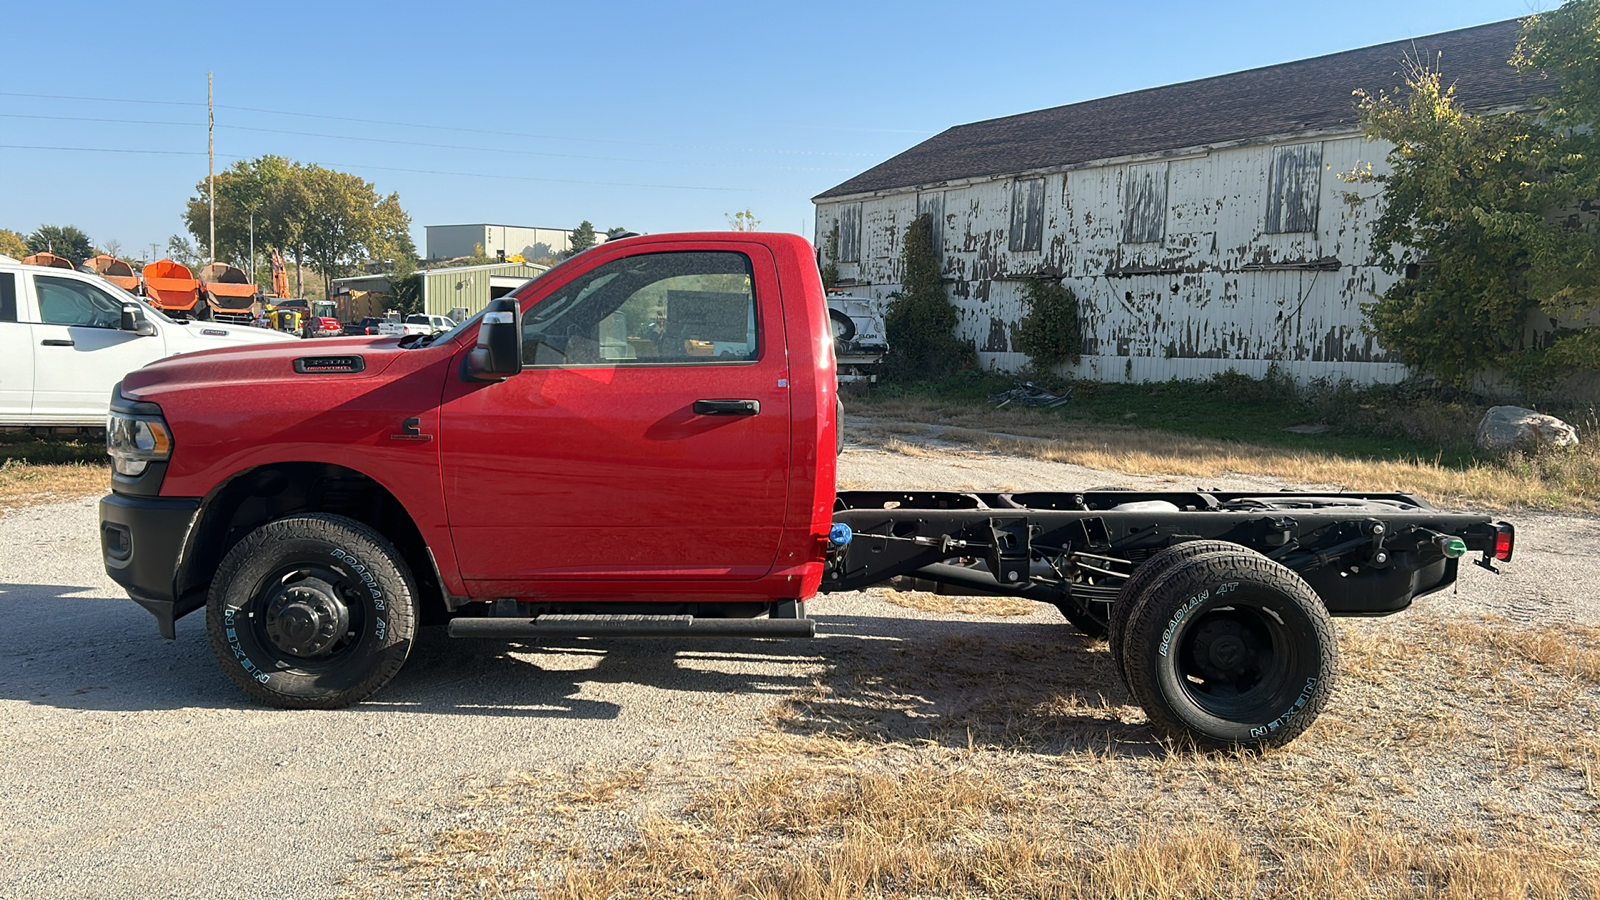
[1,431,1594,898]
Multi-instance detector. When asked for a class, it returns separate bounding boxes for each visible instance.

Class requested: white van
[0,254,300,427]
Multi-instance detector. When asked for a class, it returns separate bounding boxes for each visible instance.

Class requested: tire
[1121,551,1336,750]
[1054,596,1109,638]
[828,309,857,343]
[205,513,419,709]
[836,394,845,456]
[1109,541,1252,685]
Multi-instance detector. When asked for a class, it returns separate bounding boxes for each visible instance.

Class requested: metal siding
[424,263,544,318]
[1266,143,1325,234]
[826,135,1416,385]
[1121,163,1169,245]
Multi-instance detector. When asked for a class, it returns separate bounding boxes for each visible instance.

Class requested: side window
[34,276,123,328]
[521,251,757,367]
[0,273,15,322]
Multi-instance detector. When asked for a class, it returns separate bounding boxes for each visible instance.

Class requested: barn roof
[815,18,1544,200]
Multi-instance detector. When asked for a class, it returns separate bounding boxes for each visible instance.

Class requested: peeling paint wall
[816,134,1416,384]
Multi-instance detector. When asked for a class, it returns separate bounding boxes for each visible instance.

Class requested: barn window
[1266,143,1323,234]
[1009,178,1044,252]
[1121,163,1168,244]
[838,204,861,262]
[918,190,945,251]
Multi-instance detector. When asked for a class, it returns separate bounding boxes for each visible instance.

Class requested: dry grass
[345,613,1600,899]
[851,402,1600,513]
[881,590,1037,617]
[0,459,107,513]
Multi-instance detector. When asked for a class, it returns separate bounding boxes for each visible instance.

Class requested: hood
[178,322,302,346]
[125,334,428,397]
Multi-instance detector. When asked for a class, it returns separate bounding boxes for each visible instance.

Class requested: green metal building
[420,261,549,319]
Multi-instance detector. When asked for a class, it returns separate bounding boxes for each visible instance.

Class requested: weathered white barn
[813,19,1544,384]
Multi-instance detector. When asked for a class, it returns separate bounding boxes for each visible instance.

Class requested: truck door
[0,273,33,420]
[439,242,791,589]
[29,273,163,422]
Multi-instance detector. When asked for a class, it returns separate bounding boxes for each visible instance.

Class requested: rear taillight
[1493,523,1514,562]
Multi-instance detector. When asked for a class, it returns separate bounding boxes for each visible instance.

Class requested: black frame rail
[823,490,1513,617]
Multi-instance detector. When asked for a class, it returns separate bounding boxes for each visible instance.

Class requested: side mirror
[121,306,157,337]
[464,298,522,381]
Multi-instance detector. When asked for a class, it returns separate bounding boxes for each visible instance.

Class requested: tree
[819,223,840,290]
[565,221,597,258]
[298,165,413,297]
[727,209,759,231]
[166,234,201,270]
[185,155,309,270]
[0,229,26,258]
[1352,2,1600,388]
[882,214,974,381]
[26,225,93,262]
[183,156,412,297]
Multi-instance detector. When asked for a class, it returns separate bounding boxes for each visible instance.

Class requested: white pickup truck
[0,254,299,427]
[378,313,455,337]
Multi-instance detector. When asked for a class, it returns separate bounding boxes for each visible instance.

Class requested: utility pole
[208,71,215,265]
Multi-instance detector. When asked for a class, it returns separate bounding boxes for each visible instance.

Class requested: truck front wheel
[204,514,418,709]
[1121,551,1336,750]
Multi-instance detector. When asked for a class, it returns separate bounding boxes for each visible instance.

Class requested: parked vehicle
[344,316,391,336]
[378,313,454,336]
[825,293,887,383]
[328,289,387,332]
[0,252,298,427]
[22,251,75,270]
[97,232,1514,750]
[197,263,261,325]
[81,255,142,293]
[141,259,203,320]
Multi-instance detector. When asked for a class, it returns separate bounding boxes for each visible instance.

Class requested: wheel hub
[1187,616,1264,687]
[264,577,351,658]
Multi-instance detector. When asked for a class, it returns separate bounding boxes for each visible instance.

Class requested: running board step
[447,614,816,639]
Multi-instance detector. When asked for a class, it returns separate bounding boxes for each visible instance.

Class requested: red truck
[99,232,1514,749]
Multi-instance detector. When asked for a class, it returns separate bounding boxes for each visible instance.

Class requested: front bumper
[99,492,201,639]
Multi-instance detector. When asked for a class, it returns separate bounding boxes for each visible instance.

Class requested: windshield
[94,278,178,325]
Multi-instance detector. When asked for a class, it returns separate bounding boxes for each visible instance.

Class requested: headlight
[106,412,174,477]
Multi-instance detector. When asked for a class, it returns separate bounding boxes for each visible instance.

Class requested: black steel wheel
[1109,541,1252,685]
[205,513,418,709]
[1122,551,1336,750]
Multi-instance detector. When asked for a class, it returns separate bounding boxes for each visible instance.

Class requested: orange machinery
[198,263,261,324]
[82,255,142,292]
[21,252,75,270]
[142,259,202,319]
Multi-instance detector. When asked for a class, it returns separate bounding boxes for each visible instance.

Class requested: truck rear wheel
[204,513,418,709]
[1109,541,1251,684]
[1121,551,1336,750]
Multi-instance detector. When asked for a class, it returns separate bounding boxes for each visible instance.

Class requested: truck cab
[99,233,836,705]
[0,254,298,427]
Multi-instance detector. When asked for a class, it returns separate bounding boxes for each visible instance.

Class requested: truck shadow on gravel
[789,613,1160,757]
[4,590,1141,746]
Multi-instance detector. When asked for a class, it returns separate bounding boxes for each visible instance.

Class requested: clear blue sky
[0,0,1544,260]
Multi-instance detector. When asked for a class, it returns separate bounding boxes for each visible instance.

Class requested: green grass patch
[848,369,1592,469]
[0,431,109,466]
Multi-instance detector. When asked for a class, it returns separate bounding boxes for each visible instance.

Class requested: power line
[221,123,854,172]
[0,143,752,191]
[0,112,200,127]
[0,143,204,155]
[0,89,884,157]
[0,112,853,172]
